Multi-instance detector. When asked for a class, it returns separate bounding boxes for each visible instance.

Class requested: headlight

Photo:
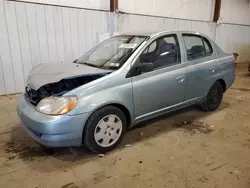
[36,96,78,115]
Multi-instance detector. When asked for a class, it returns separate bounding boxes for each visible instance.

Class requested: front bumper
[17,94,90,147]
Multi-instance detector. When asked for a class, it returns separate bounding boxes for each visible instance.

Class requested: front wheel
[201,81,224,111]
[83,106,127,153]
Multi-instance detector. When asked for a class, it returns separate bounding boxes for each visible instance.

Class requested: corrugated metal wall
[117,14,250,63]
[118,0,215,21]
[220,0,250,25]
[117,0,250,63]
[1,0,250,95]
[0,0,114,95]
[215,24,250,62]
[118,14,216,40]
[14,0,110,11]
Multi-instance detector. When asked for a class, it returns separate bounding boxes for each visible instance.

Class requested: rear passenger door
[182,34,219,101]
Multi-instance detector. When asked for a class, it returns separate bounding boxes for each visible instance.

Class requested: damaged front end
[25,73,107,106]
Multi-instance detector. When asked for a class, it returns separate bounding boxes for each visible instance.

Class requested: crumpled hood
[26,63,111,90]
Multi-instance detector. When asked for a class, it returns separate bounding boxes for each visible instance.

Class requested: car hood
[26,63,111,90]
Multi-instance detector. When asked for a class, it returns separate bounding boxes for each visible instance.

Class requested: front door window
[139,35,181,71]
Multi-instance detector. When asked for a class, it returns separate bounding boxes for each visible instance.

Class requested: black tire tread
[83,106,127,153]
[201,81,223,112]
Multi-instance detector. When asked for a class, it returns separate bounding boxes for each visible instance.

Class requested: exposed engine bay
[25,74,107,106]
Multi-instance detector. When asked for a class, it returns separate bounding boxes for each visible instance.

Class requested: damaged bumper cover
[18,63,111,146]
[17,94,90,147]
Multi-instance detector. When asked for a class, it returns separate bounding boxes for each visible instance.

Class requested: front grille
[25,86,39,106]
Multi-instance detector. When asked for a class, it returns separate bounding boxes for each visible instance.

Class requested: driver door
[131,34,187,121]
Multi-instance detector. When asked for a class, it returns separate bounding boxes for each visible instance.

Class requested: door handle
[176,75,185,83]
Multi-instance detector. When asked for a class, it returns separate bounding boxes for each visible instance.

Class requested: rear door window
[183,34,213,61]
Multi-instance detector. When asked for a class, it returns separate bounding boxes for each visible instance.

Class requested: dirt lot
[0,64,250,188]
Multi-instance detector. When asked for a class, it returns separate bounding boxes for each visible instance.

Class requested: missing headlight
[26,74,108,106]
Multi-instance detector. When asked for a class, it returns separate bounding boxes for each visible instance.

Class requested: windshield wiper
[82,62,100,68]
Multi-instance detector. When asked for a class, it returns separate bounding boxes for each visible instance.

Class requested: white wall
[0,0,113,95]
[220,0,250,25]
[118,14,250,62]
[1,0,250,95]
[215,24,250,61]
[118,14,216,39]
[118,0,215,21]
[11,0,110,10]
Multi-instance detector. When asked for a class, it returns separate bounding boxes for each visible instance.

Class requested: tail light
[233,53,238,71]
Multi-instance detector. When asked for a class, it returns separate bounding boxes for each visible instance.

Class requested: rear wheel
[83,106,127,153]
[201,81,224,111]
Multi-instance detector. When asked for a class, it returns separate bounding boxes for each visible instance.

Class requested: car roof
[119,30,209,38]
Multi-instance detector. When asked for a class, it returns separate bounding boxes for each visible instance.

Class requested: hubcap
[94,115,123,147]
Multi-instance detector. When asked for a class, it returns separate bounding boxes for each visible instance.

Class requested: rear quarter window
[203,37,213,56]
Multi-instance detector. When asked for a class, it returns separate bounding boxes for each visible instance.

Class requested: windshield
[75,35,148,70]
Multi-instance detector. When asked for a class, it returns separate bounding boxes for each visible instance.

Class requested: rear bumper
[17,94,90,147]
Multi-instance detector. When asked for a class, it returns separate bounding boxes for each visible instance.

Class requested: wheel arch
[108,103,132,127]
[84,103,132,131]
[217,79,226,92]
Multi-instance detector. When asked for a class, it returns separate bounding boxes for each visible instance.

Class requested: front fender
[67,81,134,118]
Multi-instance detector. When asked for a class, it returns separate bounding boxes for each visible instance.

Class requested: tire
[83,106,127,153]
[201,81,224,111]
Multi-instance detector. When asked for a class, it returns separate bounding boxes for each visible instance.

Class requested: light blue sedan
[17,31,235,153]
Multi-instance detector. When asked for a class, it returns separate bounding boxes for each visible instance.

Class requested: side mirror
[140,62,154,73]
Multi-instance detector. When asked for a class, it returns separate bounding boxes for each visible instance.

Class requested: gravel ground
[0,64,249,188]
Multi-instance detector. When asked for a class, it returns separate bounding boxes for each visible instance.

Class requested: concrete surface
[0,65,250,188]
